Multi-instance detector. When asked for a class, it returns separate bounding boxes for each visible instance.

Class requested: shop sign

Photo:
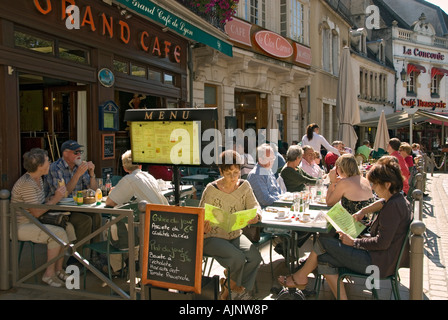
[294,42,311,66]
[224,19,252,47]
[33,0,183,64]
[401,97,446,109]
[403,46,445,61]
[115,0,233,57]
[254,30,293,58]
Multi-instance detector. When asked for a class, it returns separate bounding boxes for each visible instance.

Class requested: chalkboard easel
[142,204,204,294]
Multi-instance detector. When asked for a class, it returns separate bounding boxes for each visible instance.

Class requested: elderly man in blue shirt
[247,143,282,207]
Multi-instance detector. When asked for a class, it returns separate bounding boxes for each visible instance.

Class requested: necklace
[218,180,238,193]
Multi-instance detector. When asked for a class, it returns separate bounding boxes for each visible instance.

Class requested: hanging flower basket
[189,0,239,24]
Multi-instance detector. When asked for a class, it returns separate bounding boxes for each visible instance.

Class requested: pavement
[1,172,448,300]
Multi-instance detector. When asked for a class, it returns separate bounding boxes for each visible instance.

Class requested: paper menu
[325,202,366,238]
[130,121,200,165]
[204,204,257,233]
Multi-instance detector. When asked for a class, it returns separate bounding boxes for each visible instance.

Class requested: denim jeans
[314,236,372,275]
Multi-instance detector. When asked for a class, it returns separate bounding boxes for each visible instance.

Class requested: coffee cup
[277,210,287,219]
[302,213,311,222]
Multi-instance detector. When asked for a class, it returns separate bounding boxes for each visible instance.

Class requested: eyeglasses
[73,150,84,155]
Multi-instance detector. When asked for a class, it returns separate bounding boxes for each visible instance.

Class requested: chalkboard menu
[142,204,204,294]
[102,133,115,160]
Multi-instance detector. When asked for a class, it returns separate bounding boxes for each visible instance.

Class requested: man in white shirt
[299,145,322,178]
[106,150,168,273]
[106,150,169,207]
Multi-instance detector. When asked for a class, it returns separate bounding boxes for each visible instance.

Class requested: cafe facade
[392,17,448,153]
[191,10,314,145]
[0,0,198,190]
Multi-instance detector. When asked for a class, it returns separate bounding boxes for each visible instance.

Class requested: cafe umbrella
[336,46,360,153]
[267,104,280,144]
[374,110,390,152]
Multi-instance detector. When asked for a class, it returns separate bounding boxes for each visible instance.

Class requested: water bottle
[105,174,112,196]
[316,171,323,201]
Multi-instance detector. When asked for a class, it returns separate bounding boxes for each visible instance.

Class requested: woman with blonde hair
[326,153,375,214]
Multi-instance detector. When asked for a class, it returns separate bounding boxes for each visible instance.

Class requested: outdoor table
[181,174,211,183]
[9,200,137,299]
[255,207,331,273]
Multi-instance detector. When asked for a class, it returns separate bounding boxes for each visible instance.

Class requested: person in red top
[387,138,410,195]
[324,141,345,170]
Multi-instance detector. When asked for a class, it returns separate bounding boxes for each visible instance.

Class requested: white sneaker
[42,275,64,288]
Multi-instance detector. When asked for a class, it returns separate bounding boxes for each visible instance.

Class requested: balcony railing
[174,0,226,31]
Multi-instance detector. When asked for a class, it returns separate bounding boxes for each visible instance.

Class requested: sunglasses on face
[73,150,84,155]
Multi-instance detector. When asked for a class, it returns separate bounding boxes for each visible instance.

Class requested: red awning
[431,67,448,78]
[407,63,426,75]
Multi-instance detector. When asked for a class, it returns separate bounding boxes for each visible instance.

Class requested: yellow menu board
[130,121,201,165]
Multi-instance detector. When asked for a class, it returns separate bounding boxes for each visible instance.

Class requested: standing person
[11,149,76,287]
[247,144,282,207]
[301,123,341,161]
[200,150,262,300]
[387,138,410,195]
[278,156,412,299]
[44,140,100,265]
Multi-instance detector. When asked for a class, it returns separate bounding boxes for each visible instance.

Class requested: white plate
[59,198,74,204]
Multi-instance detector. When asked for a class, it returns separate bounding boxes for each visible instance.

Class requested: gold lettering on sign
[170,111,178,119]
[182,111,190,119]
[145,112,154,120]
[159,111,165,120]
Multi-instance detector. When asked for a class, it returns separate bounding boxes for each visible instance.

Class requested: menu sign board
[130,121,201,165]
[142,204,204,294]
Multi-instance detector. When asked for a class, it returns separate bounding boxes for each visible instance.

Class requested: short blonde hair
[121,150,140,172]
[399,142,412,155]
[335,154,360,177]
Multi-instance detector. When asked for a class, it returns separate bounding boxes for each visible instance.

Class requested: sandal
[219,277,229,300]
[56,270,70,281]
[42,275,63,288]
[277,274,308,290]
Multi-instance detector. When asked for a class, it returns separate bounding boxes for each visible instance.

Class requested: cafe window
[149,69,162,82]
[204,84,218,108]
[249,0,266,28]
[113,58,129,74]
[407,71,417,96]
[280,0,307,44]
[164,73,174,85]
[431,74,441,98]
[58,42,89,64]
[14,30,54,55]
[131,63,146,78]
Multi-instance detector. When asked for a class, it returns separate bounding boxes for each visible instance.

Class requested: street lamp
[400,64,407,82]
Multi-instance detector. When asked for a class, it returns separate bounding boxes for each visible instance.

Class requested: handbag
[242,225,261,242]
[39,212,70,228]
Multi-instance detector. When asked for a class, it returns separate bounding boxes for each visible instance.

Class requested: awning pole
[410,115,413,145]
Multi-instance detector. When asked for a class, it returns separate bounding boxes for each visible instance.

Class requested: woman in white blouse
[301,123,341,160]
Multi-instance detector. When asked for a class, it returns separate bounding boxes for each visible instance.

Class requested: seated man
[44,140,100,266]
[247,144,282,207]
[356,140,372,161]
[106,150,169,207]
[299,145,322,178]
[324,141,344,170]
[106,150,169,273]
[281,145,317,193]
